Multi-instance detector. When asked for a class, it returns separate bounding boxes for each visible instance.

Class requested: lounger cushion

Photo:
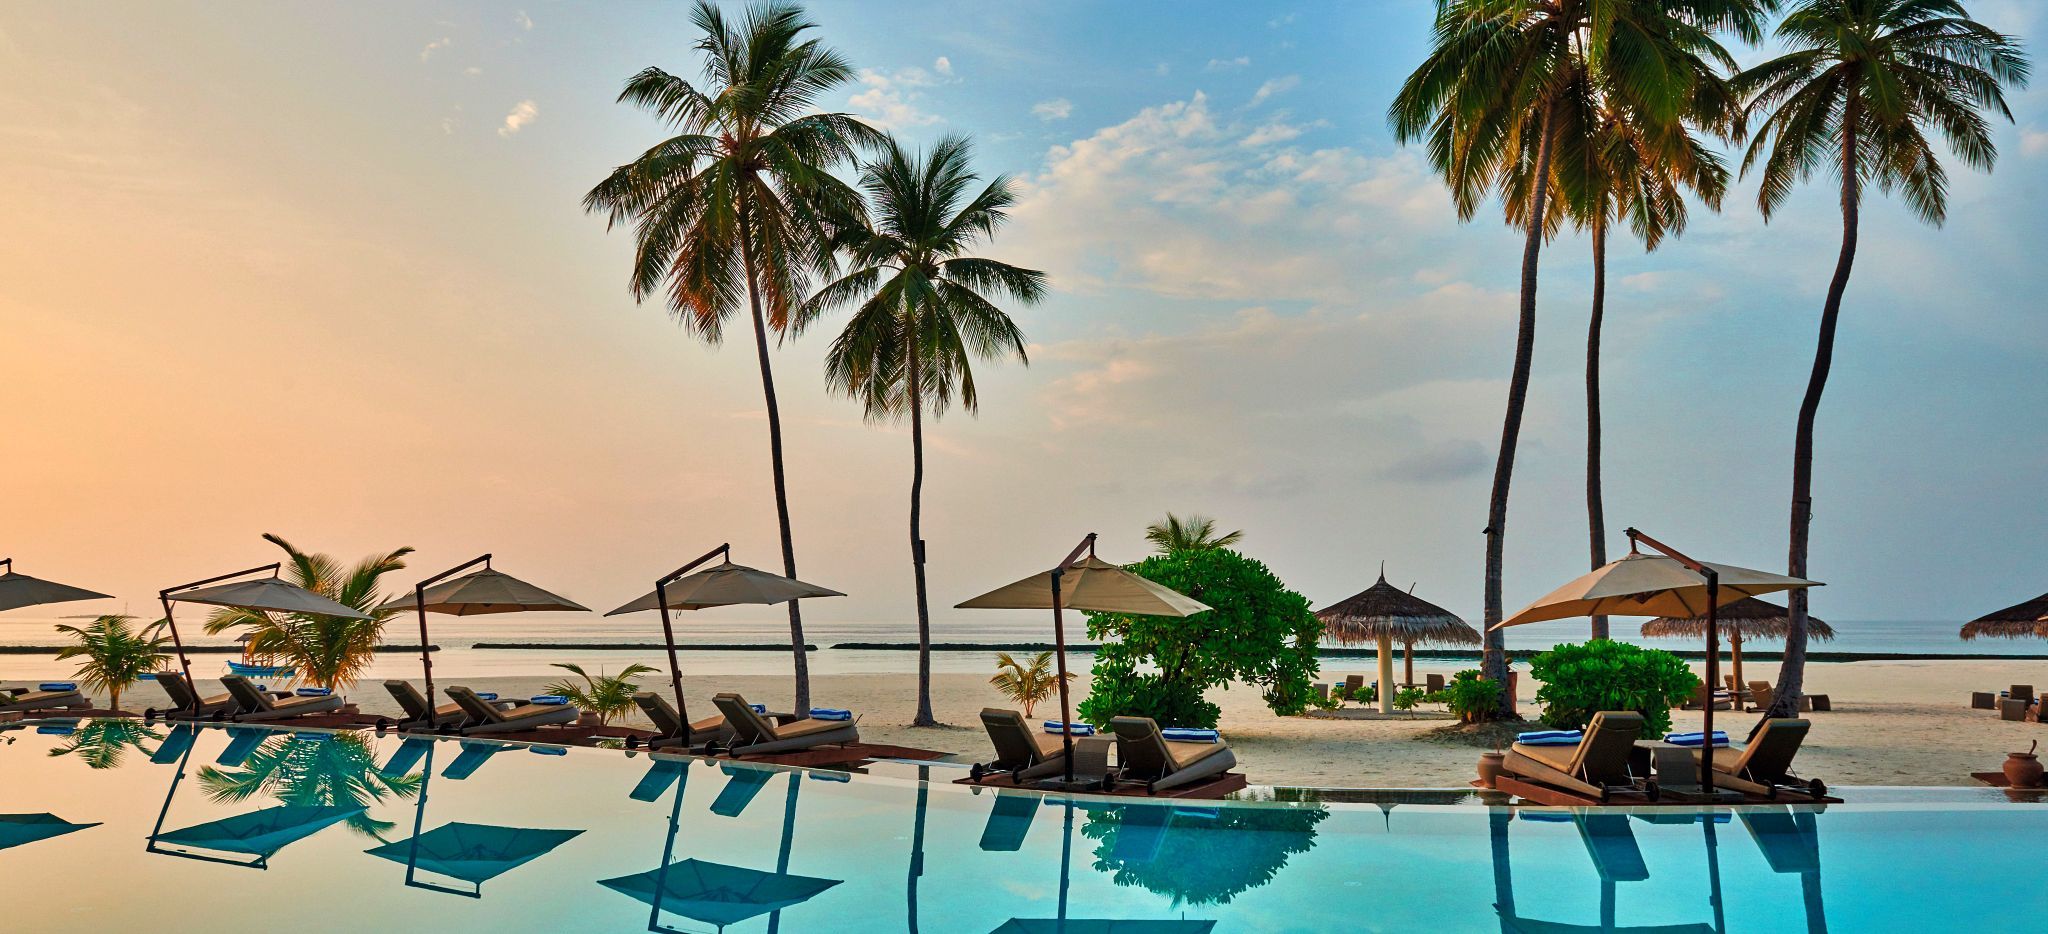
[1509,742,1577,772]
[777,717,851,739]
[1166,739,1230,771]
[501,703,570,721]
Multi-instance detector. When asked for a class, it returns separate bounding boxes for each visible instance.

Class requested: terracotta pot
[1477,752,1506,789]
[2004,752,2044,788]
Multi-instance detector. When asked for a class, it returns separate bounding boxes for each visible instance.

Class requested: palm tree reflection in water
[45,718,164,770]
[197,730,422,842]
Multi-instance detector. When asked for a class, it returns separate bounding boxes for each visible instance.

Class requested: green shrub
[1079,655,1221,728]
[1438,669,1502,724]
[1392,687,1426,713]
[1528,641,1699,735]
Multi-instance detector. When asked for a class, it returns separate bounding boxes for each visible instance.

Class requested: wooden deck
[958,770,1249,800]
[1479,776,1840,807]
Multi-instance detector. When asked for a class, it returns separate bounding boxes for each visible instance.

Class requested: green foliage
[1438,669,1503,724]
[198,731,421,841]
[202,533,413,691]
[545,662,658,726]
[1144,513,1244,555]
[1076,548,1321,729]
[53,614,169,711]
[988,651,1071,719]
[1082,801,1329,907]
[45,719,164,769]
[1393,686,1426,713]
[1529,641,1699,735]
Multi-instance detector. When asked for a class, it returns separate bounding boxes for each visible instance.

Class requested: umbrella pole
[157,563,282,714]
[1047,533,1097,787]
[1701,570,1721,793]
[160,594,194,712]
[410,555,494,723]
[651,545,731,734]
[650,760,688,931]
[405,740,435,892]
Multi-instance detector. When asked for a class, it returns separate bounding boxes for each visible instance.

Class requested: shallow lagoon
[1,719,2042,932]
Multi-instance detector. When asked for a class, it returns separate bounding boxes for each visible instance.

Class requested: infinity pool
[2,719,2041,931]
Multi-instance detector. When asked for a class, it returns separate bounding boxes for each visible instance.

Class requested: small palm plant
[53,615,170,711]
[544,663,658,726]
[989,651,1072,719]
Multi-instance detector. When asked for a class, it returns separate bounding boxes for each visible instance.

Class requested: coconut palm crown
[201,534,413,691]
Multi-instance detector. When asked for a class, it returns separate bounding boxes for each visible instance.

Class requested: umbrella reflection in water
[0,813,101,852]
[364,738,585,898]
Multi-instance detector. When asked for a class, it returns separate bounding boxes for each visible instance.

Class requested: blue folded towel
[1516,730,1584,746]
[750,703,767,713]
[37,682,76,692]
[1518,811,1576,823]
[1161,728,1221,743]
[529,695,569,706]
[529,746,567,756]
[1662,731,1730,748]
[809,708,853,721]
[808,771,851,782]
[475,692,499,701]
[1043,721,1095,736]
[295,688,333,697]
[36,724,75,736]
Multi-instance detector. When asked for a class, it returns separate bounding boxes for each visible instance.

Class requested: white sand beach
[29,657,2042,789]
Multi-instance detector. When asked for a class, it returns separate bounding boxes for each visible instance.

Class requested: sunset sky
[3,1,2044,626]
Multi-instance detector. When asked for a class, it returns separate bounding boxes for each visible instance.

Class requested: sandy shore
[15,657,2042,788]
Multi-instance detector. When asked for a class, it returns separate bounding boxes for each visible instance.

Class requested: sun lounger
[977,790,1041,851]
[631,692,733,750]
[1,682,91,714]
[218,675,344,722]
[1426,673,1447,694]
[710,763,775,816]
[1106,716,1237,794]
[1747,681,1777,713]
[1697,717,1825,800]
[974,708,1069,782]
[151,672,237,720]
[382,680,478,731]
[443,740,520,779]
[2012,685,2036,705]
[150,724,199,764]
[445,686,579,735]
[710,693,859,756]
[1499,710,1651,803]
[1682,684,1732,711]
[629,758,687,802]
[379,737,435,777]
[215,727,270,767]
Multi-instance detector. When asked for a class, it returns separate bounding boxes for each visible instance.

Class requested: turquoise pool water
[2,719,2042,931]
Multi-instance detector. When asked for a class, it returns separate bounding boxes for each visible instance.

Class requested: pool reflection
[370,740,585,898]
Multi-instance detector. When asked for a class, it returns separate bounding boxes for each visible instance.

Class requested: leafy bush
[545,662,657,726]
[1529,641,1699,735]
[1078,548,1321,729]
[1392,687,1426,713]
[1436,669,1502,724]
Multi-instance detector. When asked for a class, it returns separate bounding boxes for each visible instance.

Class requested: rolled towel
[295,687,333,697]
[808,708,853,721]
[807,771,851,783]
[36,724,76,736]
[529,695,569,706]
[750,703,767,713]
[474,692,499,701]
[1518,811,1576,823]
[37,682,77,692]
[1662,731,1730,747]
[1042,721,1095,736]
[1160,727,1221,743]
[529,746,567,756]
[1515,729,1584,746]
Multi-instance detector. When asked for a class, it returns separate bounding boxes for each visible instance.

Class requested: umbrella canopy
[1960,591,2048,640]
[0,563,113,613]
[1317,574,1477,645]
[957,556,1210,617]
[168,578,373,619]
[1501,553,1819,627]
[599,858,841,929]
[364,822,584,885]
[0,813,101,852]
[375,569,588,616]
[1643,598,1835,642]
[607,562,844,615]
[155,804,364,859]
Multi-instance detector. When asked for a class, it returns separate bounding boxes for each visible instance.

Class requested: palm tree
[988,650,1072,719]
[202,533,413,691]
[1391,0,1765,715]
[1144,513,1245,555]
[586,0,877,715]
[1737,0,2027,715]
[53,614,170,711]
[544,662,658,726]
[198,731,421,841]
[46,719,164,769]
[804,134,1041,727]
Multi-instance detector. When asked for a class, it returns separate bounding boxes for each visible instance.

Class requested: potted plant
[544,663,657,727]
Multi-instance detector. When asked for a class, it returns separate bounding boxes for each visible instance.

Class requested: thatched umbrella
[1644,598,1834,696]
[1315,569,1477,713]
[1959,591,2048,641]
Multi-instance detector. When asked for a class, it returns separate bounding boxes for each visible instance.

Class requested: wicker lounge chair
[1106,716,1237,794]
[1499,710,1652,803]
[1698,717,1825,800]
[220,675,344,722]
[1,683,90,714]
[444,686,578,735]
[150,672,236,720]
[710,693,858,756]
[974,708,1069,782]
[630,692,732,750]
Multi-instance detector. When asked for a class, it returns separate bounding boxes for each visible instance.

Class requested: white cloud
[463,66,482,77]
[2022,128,2048,157]
[419,37,451,62]
[498,100,537,137]
[515,9,534,30]
[1249,75,1300,108]
[1240,121,1305,147]
[439,116,455,135]
[933,56,952,77]
[1031,98,1073,121]
[1204,56,1250,72]
[848,65,950,129]
[1154,62,1170,76]
[1267,12,1297,28]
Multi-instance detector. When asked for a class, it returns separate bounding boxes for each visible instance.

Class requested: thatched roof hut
[1959,591,2048,640]
[1641,598,1835,641]
[1315,572,1476,713]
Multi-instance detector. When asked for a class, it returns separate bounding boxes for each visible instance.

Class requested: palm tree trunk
[908,325,937,727]
[1481,104,1558,719]
[1586,215,1610,641]
[1772,114,1860,718]
[738,212,810,715]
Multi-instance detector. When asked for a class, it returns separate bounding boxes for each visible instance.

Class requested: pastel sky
[2,1,2043,627]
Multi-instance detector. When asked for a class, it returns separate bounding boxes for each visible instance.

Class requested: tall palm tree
[198,731,422,841]
[1144,513,1245,555]
[1737,0,2027,715]
[586,0,877,714]
[202,534,413,691]
[803,135,1041,727]
[53,614,170,711]
[1391,0,1765,713]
